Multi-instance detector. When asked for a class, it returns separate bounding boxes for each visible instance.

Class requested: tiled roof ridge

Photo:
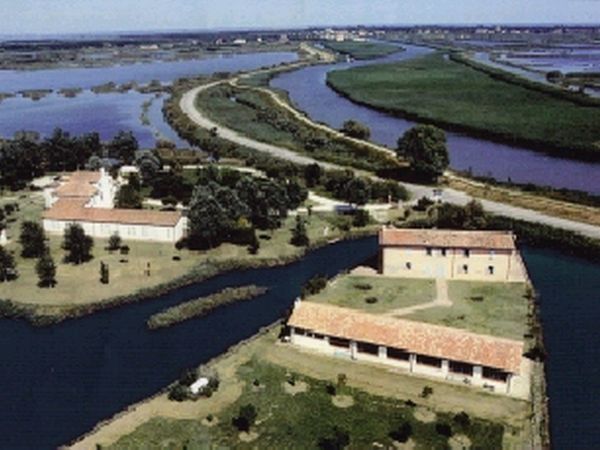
[289,301,523,373]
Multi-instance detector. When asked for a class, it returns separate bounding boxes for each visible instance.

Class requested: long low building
[287,301,528,397]
[379,228,528,282]
[42,170,186,243]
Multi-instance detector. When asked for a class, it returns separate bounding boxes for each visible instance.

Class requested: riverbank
[445,173,600,227]
[326,52,600,162]
[68,322,537,449]
[321,40,402,60]
[0,207,379,326]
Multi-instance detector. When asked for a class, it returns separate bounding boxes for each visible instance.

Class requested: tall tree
[341,120,371,140]
[0,247,17,282]
[136,151,162,183]
[344,177,370,207]
[36,251,56,288]
[397,125,449,181]
[109,131,138,164]
[62,224,94,264]
[43,128,77,172]
[99,261,109,284]
[19,221,47,258]
[187,186,227,248]
[303,163,322,188]
[290,215,310,247]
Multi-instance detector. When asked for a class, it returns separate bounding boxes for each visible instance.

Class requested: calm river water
[0,52,298,148]
[0,238,597,449]
[271,45,600,194]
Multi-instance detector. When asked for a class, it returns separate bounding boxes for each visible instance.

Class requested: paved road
[180,80,600,240]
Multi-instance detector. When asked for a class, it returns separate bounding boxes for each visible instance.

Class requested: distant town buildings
[42,170,186,243]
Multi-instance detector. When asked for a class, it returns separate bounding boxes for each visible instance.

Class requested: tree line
[0,128,139,190]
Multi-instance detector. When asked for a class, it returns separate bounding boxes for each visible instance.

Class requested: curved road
[180,75,600,240]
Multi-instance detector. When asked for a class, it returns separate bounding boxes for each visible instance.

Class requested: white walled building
[288,301,528,398]
[42,170,186,243]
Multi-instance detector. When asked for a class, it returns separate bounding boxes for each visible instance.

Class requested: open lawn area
[327,53,600,160]
[0,190,371,316]
[91,327,529,450]
[405,281,530,340]
[322,40,401,60]
[308,274,435,313]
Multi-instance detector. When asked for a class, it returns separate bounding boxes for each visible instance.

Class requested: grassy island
[322,40,401,60]
[70,326,530,449]
[327,53,600,161]
[147,285,268,329]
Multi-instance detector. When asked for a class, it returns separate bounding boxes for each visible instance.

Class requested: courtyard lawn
[308,274,435,313]
[0,189,366,315]
[405,281,530,340]
[327,53,600,160]
[322,40,401,60]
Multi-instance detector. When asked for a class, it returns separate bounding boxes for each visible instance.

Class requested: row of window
[403,262,495,275]
[294,330,510,382]
[425,248,498,258]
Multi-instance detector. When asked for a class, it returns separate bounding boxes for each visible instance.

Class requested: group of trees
[0,129,139,190]
[320,169,409,205]
[341,120,371,140]
[187,166,307,249]
[2,221,95,288]
[397,124,449,182]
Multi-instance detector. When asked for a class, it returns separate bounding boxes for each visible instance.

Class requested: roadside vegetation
[321,40,401,60]
[195,83,400,171]
[327,52,600,161]
[147,285,268,330]
[445,173,600,227]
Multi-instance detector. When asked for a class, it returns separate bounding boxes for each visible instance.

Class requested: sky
[3,0,600,35]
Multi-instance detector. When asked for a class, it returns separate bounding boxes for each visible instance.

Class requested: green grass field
[108,358,504,449]
[327,53,600,160]
[322,40,401,60]
[406,281,530,340]
[308,274,435,313]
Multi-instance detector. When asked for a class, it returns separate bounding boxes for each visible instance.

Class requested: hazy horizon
[4,0,600,36]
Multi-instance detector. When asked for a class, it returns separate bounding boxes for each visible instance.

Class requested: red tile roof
[288,302,523,373]
[43,171,182,227]
[379,228,516,250]
[54,171,102,198]
[43,200,182,226]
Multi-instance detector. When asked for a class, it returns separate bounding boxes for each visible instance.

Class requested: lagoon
[271,44,600,193]
[0,51,298,148]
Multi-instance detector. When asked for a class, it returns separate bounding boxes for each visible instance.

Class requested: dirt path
[387,278,452,316]
[180,65,600,240]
